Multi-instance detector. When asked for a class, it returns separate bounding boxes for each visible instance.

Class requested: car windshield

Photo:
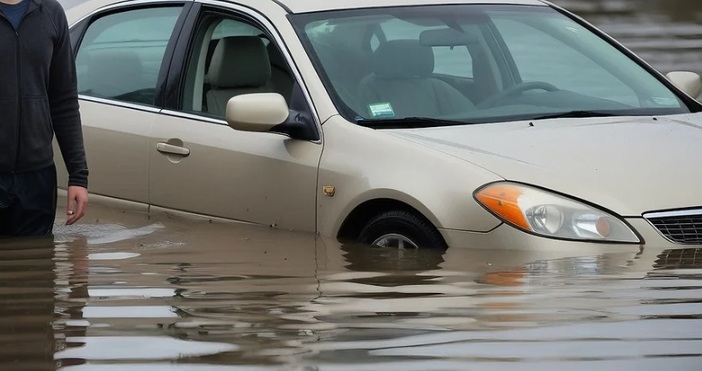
[291,5,694,127]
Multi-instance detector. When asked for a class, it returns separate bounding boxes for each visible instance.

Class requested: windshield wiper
[355,116,470,129]
[531,110,620,121]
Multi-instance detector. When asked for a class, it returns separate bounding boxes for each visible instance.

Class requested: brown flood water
[3,0,702,370]
[1,198,701,370]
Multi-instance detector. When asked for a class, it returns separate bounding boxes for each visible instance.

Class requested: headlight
[474,182,640,243]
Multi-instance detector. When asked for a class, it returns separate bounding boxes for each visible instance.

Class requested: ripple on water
[3,202,702,370]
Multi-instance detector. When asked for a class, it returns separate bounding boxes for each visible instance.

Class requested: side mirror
[666,71,702,98]
[225,93,289,132]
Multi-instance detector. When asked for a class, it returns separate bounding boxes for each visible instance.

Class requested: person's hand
[66,185,88,225]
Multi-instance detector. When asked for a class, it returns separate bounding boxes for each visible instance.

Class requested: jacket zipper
[13,29,21,171]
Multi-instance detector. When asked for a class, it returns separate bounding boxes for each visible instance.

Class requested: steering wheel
[477,81,559,109]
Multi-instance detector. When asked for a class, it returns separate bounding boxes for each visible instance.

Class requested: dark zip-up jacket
[0,0,88,188]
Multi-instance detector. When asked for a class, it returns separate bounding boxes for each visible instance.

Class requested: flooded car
[57,0,702,250]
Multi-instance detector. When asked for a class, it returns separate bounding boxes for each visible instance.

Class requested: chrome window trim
[69,0,191,27]
[643,208,702,219]
[193,0,324,137]
[78,95,162,113]
[160,109,226,125]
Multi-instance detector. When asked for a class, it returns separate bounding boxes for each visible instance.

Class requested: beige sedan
[57,0,702,250]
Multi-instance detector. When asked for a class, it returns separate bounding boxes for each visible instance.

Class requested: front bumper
[440,217,698,252]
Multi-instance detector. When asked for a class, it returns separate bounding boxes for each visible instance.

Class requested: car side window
[75,6,183,106]
[181,13,295,118]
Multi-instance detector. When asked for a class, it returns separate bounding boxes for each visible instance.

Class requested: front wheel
[358,210,447,249]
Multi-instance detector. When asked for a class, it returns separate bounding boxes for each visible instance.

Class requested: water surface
[1,200,701,370]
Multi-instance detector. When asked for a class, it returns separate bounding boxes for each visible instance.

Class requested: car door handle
[156,142,190,156]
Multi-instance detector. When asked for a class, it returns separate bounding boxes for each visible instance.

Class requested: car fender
[316,116,504,238]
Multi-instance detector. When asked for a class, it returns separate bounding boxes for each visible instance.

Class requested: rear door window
[75,6,184,106]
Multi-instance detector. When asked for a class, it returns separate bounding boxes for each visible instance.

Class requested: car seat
[206,36,275,116]
[358,39,475,119]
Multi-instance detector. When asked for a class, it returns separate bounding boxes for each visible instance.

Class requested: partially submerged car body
[56,0,702,251]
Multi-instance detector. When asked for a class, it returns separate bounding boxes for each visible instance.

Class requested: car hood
[386,114,702,216]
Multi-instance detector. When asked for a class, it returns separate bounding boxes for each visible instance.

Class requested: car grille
[644,208,702,245]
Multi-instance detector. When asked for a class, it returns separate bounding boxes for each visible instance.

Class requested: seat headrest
[373,39,434,79]
[208,36,271,88]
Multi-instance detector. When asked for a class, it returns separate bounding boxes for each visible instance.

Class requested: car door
[148,4,323,232]
[64,4,189,204]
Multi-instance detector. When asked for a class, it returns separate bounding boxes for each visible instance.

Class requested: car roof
[276,0,547,14]
[61,0,548,24]
[273,0,546,13]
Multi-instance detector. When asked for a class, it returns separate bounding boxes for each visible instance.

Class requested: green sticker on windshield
[368,102,395,118]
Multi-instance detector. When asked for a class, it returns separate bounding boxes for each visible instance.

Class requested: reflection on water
[0,237,56,371]
[0,200,700,370]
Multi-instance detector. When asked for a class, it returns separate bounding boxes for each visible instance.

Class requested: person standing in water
[0,0,88,236]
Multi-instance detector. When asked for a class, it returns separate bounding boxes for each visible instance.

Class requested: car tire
[358,210,447,249]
